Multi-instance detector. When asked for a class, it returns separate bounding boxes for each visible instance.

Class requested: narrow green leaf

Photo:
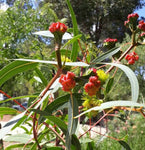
[46,147,63,150]
[0,112,26,139]
[66,0,79,61]
[15,59,89,67]
[5,143,32,150]
[0,95,37,104]
[105,63,139,102]
[50,49,71,59]
[0,107,17,115]
[105,77,114,94]
[118,140,131,150]
[4,134,31,143]
[35,67,48,86]
[75,100,145,118]
[62,34,82,48]
[33,30,72,40]
[45,93,82,114]
[71,134,81,150]
[91,47,120,64]
[31,109,67,135]
[0,61,38,86]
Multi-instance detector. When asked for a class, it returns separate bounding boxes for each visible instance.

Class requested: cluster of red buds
[124,13,139,27]
[138,20,145,32]
[59,72,76,92]
[49,22,67,34]
[103,38,118,49]
[139,32,145,39]
[125,52,139,65]
[84,69,101,96]
[104,38,118,43]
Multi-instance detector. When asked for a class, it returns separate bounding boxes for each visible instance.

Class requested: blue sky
[134,5,145,18]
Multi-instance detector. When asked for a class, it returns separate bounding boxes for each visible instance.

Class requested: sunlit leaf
[15,58,89,67]
[0,107,17,115]
[0,61,38,86]
[75,100,145,118]
[33,30,72,40]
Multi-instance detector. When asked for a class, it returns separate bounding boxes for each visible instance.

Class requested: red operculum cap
[49,22,67,34]
[59,72,76,92]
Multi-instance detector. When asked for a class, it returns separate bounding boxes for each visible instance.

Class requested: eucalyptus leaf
[91,47,120,64]
[4,134,31,143]
[105,63,139,102]
[33,30,72,40]
[0,61,38,86]
[66,0,79,61]
[15,58,89,67]
[0,112,26,139]
[75,100,145,118]
[0,107,17,115]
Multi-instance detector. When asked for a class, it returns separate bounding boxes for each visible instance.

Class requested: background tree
[41,0,145,45]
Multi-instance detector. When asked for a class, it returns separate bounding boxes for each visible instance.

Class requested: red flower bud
[138,20,145,32]
[104,38,118,43]
[127,13,139,21]
[84,82,98,96]
[59,72,76,92]
[49,22,67,34]
[89,76,101,88]
[125,52,139,65]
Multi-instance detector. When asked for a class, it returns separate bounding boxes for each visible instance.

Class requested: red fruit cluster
[104,38,118,43]
[139,32,145,38]
[59,72,76,92]
[84,76,101,96]
[124,13,139,27]
[49,22,67,34]
[138,20,145,32]
[125,52,139,65]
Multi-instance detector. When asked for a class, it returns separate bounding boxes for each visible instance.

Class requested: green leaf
[50,49,71,59]
[62,34,82,48]
[5,143,32,150]
[66,0,79,61]
[31,109,67,135]
[46,147,63,150]
[105,63,139,102]
[0,61,38,86]
[15,58,89,67]
[91,47,120,64]
[33,30,72,40]
[105,77,114,94]
[66,94,79,150]
[35,67,48,86]
[4,134,31,143]
[118,140,131,150]
[0,112,26,139]
[45,93,82,114]
[71,134,81,150]
[75,100,145,118]
[0,95,37,104]
[86,141,95,150]
[0,107,17,115]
